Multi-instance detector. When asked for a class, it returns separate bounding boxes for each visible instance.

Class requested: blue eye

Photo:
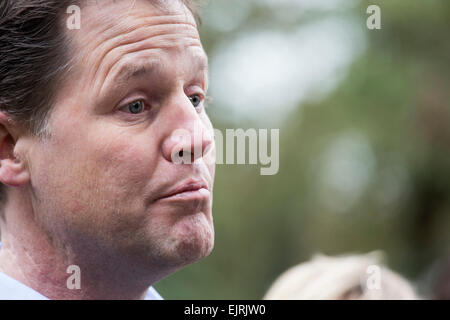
[189,94,202,108]
[126,100,144,114]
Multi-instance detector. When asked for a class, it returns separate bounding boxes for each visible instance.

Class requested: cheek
[90,133,160,206]
[32,125,160,215]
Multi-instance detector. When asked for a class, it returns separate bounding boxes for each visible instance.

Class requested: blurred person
[264,252,419,300]
[0,0,215,299]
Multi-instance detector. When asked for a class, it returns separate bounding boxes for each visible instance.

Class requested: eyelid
[186,85,207,103]
[186,83,205,95]
[189,92,205,100]
[117,93,149,110]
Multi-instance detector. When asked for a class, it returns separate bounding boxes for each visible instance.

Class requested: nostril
[178,150,184,158]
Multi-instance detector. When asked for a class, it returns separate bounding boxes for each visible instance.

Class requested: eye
[123,100,145,114]
[189,94,203,108]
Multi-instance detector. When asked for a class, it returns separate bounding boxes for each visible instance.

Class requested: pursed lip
[154,179,210,202]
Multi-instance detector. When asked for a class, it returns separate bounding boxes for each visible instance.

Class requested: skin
[0,0,215,299]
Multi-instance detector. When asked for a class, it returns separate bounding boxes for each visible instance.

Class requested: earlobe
[0,112,30,187]
[0,159,30,187]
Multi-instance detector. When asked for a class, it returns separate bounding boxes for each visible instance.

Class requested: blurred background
[154,0,450,299]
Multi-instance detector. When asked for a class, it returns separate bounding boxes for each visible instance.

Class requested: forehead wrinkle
[91,25,201,95]
[84,14,199,88]
[97,35,203,96]
[98,44,207,98]
[93,34,201,95]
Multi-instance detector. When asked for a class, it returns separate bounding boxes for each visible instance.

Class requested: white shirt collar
[0,272,49,300]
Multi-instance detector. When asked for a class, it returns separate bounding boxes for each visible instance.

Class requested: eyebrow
[112,54,209,86]
[114,61,160,84]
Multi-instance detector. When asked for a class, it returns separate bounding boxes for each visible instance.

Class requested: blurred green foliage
[154,0,450,299]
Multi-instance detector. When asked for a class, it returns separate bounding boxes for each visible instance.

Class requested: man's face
[24,0,215,272]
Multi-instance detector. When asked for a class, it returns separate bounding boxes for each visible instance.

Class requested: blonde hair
[264,251,419,300]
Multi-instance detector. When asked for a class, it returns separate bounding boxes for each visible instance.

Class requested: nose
[161,95,213,165]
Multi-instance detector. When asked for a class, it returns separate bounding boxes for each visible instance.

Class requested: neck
[0,188,158,300]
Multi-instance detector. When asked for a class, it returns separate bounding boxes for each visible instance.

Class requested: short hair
[0,0,200,207]
[264,252,419,300]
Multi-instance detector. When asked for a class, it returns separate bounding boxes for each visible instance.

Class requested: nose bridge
[161,93,213,164]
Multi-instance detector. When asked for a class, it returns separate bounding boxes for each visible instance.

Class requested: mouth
[155,179,210,202]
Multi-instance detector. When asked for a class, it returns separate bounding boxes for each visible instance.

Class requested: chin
[165,212,215,266]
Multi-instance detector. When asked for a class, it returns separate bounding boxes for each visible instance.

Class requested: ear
[0,112,30,187]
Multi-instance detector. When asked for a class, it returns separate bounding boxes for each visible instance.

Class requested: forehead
[77,0,198,42]
[66,0,205,94]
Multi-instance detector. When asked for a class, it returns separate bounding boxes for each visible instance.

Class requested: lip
[155,179,210,202]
